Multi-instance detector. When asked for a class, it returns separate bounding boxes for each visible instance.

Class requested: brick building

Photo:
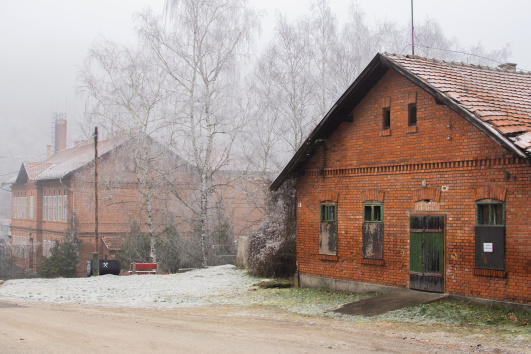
[10,121,265,276]
[271,53,530,304]
[9,129,155,275]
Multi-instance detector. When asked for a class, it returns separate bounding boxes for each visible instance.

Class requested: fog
[1,0,530,219]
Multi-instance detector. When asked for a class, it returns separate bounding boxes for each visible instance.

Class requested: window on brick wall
[408,104,417,126]
[48,192,53,221]
[57,192,62,222]
[475,200,505,271]
[382,108,391,130]
[63,194,68,221]
[52,194,57,221]
[30,194,34,220]
[319,203,338,256]
[43,193,47,220]
[362,202,384,260]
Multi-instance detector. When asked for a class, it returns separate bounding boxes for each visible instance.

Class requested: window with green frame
[476,201,504,226]
[321,204,337,222]
[319,203,338,256]
[363,203,383,222]
[362,202,384,259]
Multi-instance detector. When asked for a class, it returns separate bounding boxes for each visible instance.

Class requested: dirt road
[0,302,528,353]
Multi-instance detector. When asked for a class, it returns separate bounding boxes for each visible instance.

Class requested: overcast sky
[1,0,530,181]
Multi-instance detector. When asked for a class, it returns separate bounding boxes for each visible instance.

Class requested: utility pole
[411,0,415,55]
[92,127,100,276]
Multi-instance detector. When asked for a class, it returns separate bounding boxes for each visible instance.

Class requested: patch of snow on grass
[0,265,258,308]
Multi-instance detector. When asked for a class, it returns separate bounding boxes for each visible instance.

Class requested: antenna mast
[411,0,415,55]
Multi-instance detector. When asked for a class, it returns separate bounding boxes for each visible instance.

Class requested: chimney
[46,145,52,159]
[498,63,517,71]
[55,117,67,152]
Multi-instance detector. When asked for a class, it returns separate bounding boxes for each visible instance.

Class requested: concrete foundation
[299,273,398,294]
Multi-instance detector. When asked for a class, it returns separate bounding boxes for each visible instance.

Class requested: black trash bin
[87,260,121,276]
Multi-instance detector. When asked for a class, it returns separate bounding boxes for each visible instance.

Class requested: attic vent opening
[408,104,417,127]
[382,108,391,130]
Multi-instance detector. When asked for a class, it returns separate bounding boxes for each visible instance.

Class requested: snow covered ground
[0,265,258,309]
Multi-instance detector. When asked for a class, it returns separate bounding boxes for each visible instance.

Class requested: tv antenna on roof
[411,0,415,55]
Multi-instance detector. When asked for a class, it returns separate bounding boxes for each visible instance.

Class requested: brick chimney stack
[498,63,517,71]
[55,117,67,152]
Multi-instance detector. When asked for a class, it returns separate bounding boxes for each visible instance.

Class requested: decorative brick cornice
[474,186,507,202]
[413,188,441,202]
[319,191,339,202]
[362,189,385,203]
[305,157,527,178]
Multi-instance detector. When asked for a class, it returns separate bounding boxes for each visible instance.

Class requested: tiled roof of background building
[21,135,129,182]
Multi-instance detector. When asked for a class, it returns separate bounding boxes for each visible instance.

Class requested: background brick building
[9,129,148,276]
[10,121,265,276]
[272,53,530,304]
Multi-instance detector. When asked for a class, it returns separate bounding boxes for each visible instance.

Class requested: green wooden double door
[409,215,444,293]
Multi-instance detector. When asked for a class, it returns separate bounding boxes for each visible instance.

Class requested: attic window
[382,108,391,130]
[408,104,417,126]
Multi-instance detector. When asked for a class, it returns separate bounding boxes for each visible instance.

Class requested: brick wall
[296,70,530,304]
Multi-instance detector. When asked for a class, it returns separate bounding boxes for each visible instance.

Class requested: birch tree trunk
[138,0,259,267]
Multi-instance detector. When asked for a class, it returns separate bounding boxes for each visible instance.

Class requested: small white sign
[483,243,493,253]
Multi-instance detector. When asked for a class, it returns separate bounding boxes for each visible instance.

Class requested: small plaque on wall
[483,243,493,253]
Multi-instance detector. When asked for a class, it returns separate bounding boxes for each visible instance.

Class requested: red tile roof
[18,135,129,182]
[386,54,531,154]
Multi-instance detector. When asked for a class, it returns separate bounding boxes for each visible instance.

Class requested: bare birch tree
[78,38,169,262]
[309,0,339,116]
[271,15,316,154]
[331,3,384,94]
[240,47,286,216]
[137,0,259,267]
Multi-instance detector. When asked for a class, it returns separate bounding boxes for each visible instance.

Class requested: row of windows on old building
[12,190,68,222]
[10,235,55,258]
[319,200,505,271]
[12,194,32,220]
